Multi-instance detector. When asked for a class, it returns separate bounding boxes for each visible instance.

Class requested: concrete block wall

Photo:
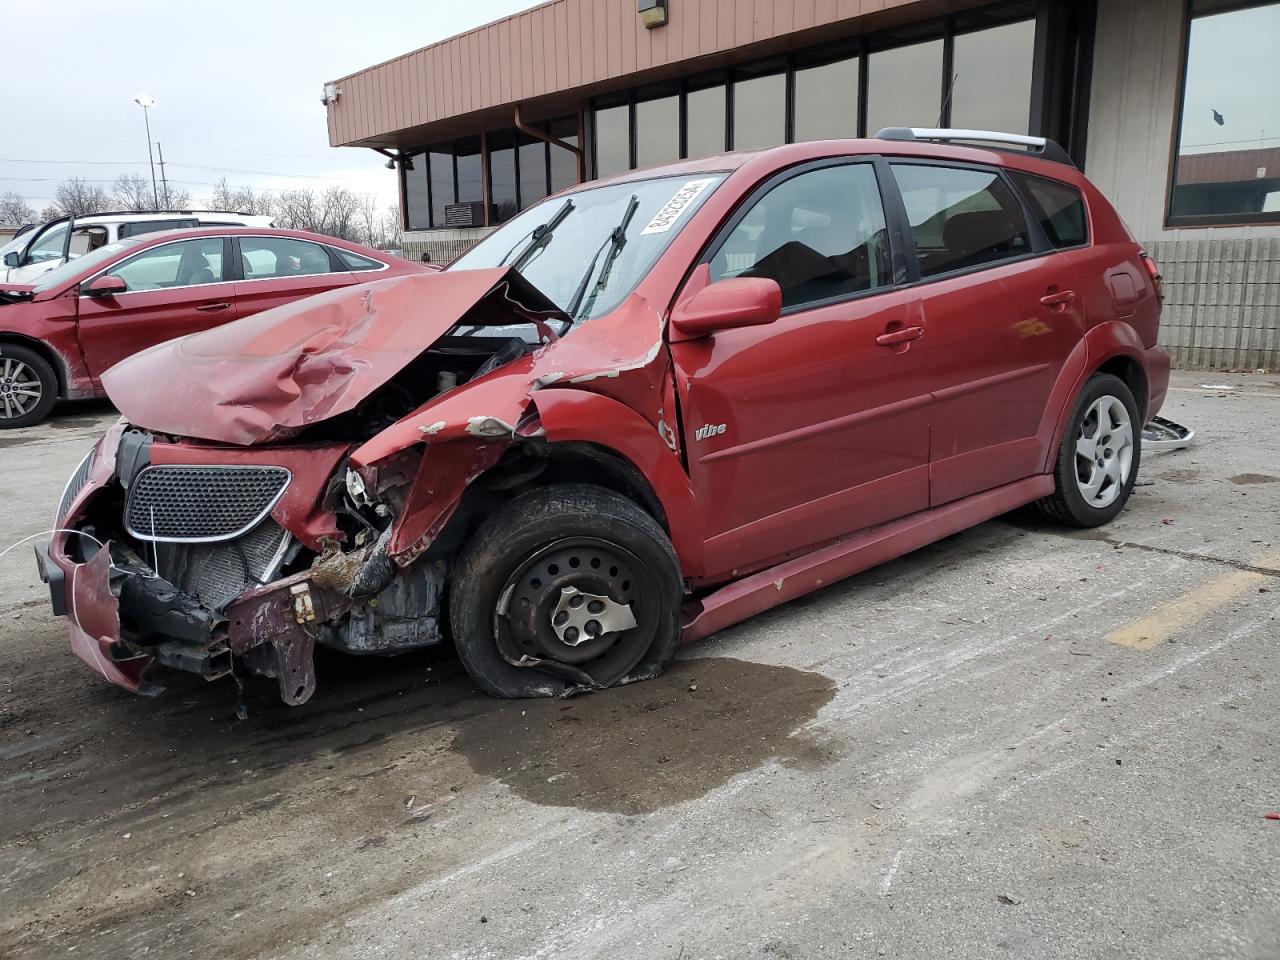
[404,227,495,267]
[1148,238,1280,370]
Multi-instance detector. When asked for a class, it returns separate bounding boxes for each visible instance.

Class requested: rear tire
[448,483,682,699]
[0,344,58,429]
[1036,372,1141,528]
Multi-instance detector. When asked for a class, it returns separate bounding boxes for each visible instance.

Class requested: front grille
[56,450,95,523]
[163,519,292,610]
[126,465,290,542]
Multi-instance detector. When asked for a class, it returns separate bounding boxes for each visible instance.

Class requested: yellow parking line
[1107,552,1279,650]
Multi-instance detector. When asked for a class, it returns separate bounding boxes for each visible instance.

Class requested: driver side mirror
[2,252,19,269]
[669,277,782,340]
[83,275,128,298]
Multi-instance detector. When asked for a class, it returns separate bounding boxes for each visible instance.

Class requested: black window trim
[1166,0,1280,228]
[696,155,910,318]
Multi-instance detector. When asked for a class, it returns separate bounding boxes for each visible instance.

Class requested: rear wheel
[449,483,681,698]
[0,345,57,429]
[1036,372,1141,527]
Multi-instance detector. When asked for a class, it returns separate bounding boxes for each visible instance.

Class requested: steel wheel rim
[495,536,658,683]
[0,358,43,420]
[1074,394,1133,508]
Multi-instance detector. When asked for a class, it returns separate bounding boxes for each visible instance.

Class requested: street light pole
[134,95,159,210]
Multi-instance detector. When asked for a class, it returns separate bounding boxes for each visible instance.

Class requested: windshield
[30,239,143,293]
[451,173,724,322]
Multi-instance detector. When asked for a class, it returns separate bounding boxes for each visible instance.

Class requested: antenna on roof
[938,73,958,128]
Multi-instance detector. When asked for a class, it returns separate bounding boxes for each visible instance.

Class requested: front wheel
[0,345,58,429]
[449,484,682,698]
[1036,372,1141,527]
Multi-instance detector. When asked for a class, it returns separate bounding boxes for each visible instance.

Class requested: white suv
[1,210,276,284]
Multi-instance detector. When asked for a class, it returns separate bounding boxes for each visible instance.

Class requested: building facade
[325,0,1280,369]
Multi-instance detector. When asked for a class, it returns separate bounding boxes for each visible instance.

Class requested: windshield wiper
[499,199,575,271]
[564,194,640,323]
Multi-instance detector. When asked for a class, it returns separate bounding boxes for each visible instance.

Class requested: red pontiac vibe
[0,227,430,427]
[39,131,1170,706]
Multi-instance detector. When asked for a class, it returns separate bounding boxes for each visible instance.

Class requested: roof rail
[874,127,1076,167]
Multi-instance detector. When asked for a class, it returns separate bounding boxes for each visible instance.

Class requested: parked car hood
[101,269,570,445]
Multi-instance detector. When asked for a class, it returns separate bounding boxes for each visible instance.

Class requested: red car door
[75,236,239,379]
[888,162,1087,506]
[671,161,930,580]
[232,235,359,318]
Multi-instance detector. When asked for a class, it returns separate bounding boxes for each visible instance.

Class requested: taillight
[1140,251,1164,301]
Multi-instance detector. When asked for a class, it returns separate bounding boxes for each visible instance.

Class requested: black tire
[449,483,682,699]
[1036,372,1142,528]
[0,344,58,429]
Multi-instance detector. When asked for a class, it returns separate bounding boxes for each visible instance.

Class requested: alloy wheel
[0,358,43,421]
[1074,394,1133,509]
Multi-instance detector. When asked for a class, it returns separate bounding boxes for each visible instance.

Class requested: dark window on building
[455,137,483,206]
[950,20,1035,134]
[403,155,430,230]
[710,163,891,310]
[487,131,518,223]
[890,163,1031,277]
[793,57,859,142]
[636,93,680,167]
[1011,173,1088,249]
[1170,1,1280,226]
[428,150,454,228]
[519,136,549,211]
[686,83,726,159]
[548,116,580,194]
[595,103,630,177]
[733,72,786,150]
[866,39,943,135]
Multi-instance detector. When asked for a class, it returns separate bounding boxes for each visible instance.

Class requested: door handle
[1040,289,1076,310]
[195,302,231,312]
[876,325,925,347]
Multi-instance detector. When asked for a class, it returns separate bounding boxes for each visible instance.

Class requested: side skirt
[679,474,1055,644]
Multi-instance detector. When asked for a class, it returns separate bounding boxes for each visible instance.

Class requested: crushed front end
[39,420,456,706]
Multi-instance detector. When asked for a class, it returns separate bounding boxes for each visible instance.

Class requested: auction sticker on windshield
[640,178,718,235]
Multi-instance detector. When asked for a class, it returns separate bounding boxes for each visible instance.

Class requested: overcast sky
[3,0,540,213]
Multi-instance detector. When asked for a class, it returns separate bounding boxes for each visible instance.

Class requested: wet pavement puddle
[451,657,838,815]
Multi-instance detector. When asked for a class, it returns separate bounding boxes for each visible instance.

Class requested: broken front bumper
[43,423,365,705]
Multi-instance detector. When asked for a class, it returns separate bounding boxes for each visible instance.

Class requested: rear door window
[238,236,334,279]
[889,163,1031,277]
[709,163,892,310]
[1010,172,1089,249]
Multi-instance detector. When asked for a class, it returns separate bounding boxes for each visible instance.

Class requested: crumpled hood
[101,268,567,445]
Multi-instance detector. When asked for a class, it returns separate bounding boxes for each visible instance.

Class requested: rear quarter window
[1010,173,1089,249]
[333,248,385,271]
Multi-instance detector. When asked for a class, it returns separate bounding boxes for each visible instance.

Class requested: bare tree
[53,178,110,217]
[0,192,36,226]
[207,178,274,217]
[318,185,361,240]
[380,204,403,250]
[110,174,156,212]
[356,192,380,248]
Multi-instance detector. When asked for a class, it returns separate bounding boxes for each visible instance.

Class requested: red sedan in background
[0,228,430,427]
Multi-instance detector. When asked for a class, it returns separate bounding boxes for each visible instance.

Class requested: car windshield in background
[450,173,725,323]
[30,240,144,294]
